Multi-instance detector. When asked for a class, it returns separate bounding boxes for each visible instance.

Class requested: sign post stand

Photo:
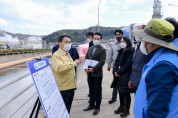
[29,97,41,118]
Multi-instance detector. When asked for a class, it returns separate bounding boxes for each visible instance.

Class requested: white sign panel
[27,58,70,118]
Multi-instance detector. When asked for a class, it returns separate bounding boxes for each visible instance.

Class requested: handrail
[0,50,51,56]
[0,71,30,89]
[6,92,37,118]
[0,53,51,70]
[0,82,34,110]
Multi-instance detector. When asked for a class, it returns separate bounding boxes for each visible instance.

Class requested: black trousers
[60,89,75,113]
[88,74,102,109]
[134,87,138,94]
[111,74,118,100]
[119,92,131,110]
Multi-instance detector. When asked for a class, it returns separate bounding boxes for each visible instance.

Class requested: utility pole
[98,0,102,32]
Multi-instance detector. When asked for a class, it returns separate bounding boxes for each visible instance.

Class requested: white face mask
[140,42,151,55]
[63,44,71,52]
[120,43,127,49]
[93,40,100,46]
[87,38,92,42]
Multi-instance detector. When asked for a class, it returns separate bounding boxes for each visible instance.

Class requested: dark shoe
[88,94,90,97]
[108,99,116,104]
[83,106,94,111]
[120,108,130,117]
[114,107,125,114]
[93,109,100,115]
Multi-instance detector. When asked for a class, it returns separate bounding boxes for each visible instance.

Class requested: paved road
[70,63,135,118]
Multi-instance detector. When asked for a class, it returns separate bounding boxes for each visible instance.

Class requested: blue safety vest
[134,41,178,118]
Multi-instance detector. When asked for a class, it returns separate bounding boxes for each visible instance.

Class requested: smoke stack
[152,0,162,19]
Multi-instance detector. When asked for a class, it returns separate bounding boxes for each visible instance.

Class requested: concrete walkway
[70,63,135,118]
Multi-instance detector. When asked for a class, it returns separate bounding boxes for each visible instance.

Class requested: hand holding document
[83,59,99,69]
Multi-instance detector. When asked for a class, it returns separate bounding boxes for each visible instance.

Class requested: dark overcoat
[113,47,135,93]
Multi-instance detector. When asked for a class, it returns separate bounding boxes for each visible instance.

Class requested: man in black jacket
[86,32,94,47]
[85,32,94,98]
[83,32,106,115]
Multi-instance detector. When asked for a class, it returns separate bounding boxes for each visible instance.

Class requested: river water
[0,63,29,83]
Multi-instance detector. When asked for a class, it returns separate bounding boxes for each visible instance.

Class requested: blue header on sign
[27,58,50,74]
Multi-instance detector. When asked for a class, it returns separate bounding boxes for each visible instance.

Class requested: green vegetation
[42,26,124,43]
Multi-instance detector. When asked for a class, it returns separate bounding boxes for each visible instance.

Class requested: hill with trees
[42,26,124,43]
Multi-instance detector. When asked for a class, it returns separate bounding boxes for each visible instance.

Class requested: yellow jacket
[51,48,77,91]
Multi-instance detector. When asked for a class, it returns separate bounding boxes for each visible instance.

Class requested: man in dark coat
[128,36,147,93]
[85,32,94,98]
[83,32,106,115]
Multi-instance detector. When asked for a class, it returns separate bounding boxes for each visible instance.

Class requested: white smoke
[0,32,20,48]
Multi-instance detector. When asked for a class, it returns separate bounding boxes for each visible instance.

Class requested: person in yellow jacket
[51,35,80,113]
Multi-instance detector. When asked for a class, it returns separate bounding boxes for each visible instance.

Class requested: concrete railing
[0,81,34,110]
[0,54,51,117]
[0,71,30,89]
[6,92,37,118]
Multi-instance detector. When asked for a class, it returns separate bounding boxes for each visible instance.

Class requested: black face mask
[116,37,122,42]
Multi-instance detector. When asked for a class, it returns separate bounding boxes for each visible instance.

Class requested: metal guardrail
[0,54,51,70]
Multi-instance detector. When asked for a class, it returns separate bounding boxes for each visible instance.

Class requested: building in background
[152,0,162,19]
[22,36,42,49]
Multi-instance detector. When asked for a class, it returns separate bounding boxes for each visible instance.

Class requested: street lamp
[98,0,102,32]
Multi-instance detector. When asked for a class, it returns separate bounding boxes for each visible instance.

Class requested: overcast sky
[0,0,177,35]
